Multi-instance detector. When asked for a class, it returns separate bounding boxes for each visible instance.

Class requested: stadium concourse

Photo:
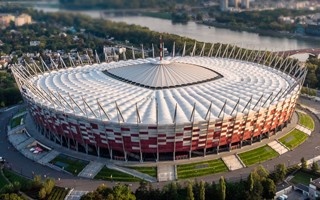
[12,44,306,163]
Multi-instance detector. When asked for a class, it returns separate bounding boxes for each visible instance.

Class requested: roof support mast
[159,35,163,61]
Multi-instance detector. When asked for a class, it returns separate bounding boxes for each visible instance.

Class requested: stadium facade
[12,45,306,162]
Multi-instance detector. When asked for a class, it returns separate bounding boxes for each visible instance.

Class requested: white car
[0,157,5,163]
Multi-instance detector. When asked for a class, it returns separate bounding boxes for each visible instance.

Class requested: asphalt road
[0,98,320,191]
[0,104,73,180]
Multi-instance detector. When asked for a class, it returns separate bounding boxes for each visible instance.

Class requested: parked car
[0,157,5,163]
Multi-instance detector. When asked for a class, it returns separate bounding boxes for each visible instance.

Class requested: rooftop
[104,59,222,89]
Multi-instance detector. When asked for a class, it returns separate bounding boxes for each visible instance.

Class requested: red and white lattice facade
[13,55,305,162]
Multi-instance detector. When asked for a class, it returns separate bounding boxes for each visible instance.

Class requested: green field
[95,167,141,182]
[128,166,157,178]
[298,112,315,130]
[0,169,9,190]
[47,186,70,200]
[3,169,32,187]
[177,159,228,179]
[279,129,308,150]
[49,154,89,175]
[238,145,279,166]
[290,170,319,185]
[10,114,25,129]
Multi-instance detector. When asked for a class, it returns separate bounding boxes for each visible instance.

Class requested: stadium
[12,44,306,162]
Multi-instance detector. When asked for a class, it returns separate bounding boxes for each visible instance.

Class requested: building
[309,178,320,199]
[30,41,40,47]
[221,0,249,11]
[229,0,240,8]
[220,0,228,11]
[12,44,305,163]
[241,0,250,9]
[15,14,32,27]
[0,14,15,27]
[305,23,320,36]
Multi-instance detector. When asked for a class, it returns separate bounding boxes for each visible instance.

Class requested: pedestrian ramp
[296,125,312,136]
[16,138,35,150]
[106,164,157,182]
[222,155,244,171]
[65,190,88,200]
[78,161,104,179]
[268,140,289,155]
[37,150,60,165]
[158,165,175,182]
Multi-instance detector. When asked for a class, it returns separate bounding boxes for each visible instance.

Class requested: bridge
[276,48,320,57]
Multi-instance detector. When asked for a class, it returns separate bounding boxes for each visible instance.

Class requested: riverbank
[202,20,320,43]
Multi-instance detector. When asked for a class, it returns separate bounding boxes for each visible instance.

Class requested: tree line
[81,164,298,200]
[59,0,202,10]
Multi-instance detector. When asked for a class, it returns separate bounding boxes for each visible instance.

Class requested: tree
[186,182,194,200]
[218,176,226,200]
[261,178,276,199]
[163,182,179,200]
[273,164,287,184]
[301,157,307,170]
[247,172,254,192]
[205,181,217,200]
[38,187,46,199]
[312,161,319,173]
[135,181,149,200]
[199,181,205,200]
[0,193,23,200]
[107,184,135,200]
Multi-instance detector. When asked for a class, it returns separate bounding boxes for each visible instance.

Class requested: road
[0,98,319,192]
[0,104,73,180]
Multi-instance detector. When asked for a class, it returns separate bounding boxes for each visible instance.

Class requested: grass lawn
[128,166,157,178]
[298,112,315,130]
[49,154,89,175]
[177,158,228,179]
[238,145,279,166]
[279,129,308,150]
[47,186,70,200]
[2,168,32,192]
[95,166,141,182]
[0,169,10,189]
[290,170,319,185]
[10,114,25,129]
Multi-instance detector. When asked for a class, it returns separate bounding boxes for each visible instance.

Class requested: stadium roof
[29,56,299,125]
[104,60,222,89]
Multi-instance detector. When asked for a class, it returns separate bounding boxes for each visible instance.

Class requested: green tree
[312,162,319,173]
[107,184,135,200]
[43,178,55,196]
[0,193,23,200]
[301,157,307,170]
[135,181,149,200]
[205,181,217,200]
[247,172,254,192]
[186,181,194,200]
[199,181,205,200]
[38,187,46,199]
[218,176,226,200]
[273,164,287,184]
[261,178,276,199]
[163,182,179,200]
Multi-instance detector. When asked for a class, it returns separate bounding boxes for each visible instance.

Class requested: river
[35,7,319,51]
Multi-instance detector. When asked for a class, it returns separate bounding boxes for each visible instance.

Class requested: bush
[38,187,46,199]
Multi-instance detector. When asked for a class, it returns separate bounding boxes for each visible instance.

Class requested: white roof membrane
[29,56,298,125]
